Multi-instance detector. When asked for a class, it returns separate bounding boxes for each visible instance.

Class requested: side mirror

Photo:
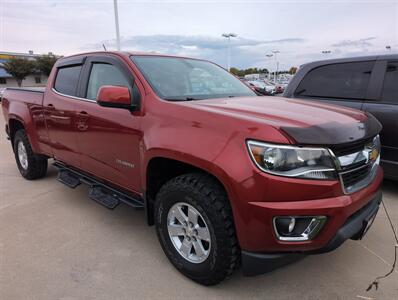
[96,85,131,109]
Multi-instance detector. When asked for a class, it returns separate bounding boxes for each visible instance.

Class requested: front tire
[155,173,240,285]
[13,129,48,180]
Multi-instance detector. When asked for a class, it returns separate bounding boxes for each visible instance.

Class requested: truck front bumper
[241,190,382,276]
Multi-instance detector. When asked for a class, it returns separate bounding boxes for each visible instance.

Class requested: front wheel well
[145,157,228,225]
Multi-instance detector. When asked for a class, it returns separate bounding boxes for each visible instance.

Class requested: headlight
[247,140,337,180]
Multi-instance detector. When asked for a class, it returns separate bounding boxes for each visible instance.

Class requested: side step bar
[54,162,144,210]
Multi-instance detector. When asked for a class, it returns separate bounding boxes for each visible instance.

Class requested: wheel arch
[144,154,235,226]
[8,117,26,150]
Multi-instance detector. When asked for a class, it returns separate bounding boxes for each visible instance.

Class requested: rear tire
[13,129,48,180]
[154,173,240,285]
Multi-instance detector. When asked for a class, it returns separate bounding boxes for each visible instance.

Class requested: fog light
[273,216,327,241]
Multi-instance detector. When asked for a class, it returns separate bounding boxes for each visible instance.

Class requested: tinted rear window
[54,65,82,96]
[381,62,398,104]
[296,61,374,100]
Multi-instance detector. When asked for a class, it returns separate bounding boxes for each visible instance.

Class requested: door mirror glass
[96,85,131,109]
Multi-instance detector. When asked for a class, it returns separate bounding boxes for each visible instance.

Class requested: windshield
[131,56,256,101]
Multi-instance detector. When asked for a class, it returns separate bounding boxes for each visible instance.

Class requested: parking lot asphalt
[0,117,397,300]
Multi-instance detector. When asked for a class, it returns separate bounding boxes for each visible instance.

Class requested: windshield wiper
[164,97,204,101]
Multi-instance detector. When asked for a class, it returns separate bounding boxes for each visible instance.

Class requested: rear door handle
[76,111,89,131]
[47,104,55,110]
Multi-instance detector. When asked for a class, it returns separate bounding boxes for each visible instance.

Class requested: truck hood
[184,96,382,145]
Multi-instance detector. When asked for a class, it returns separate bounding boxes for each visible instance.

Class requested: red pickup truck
[2,51,383,285]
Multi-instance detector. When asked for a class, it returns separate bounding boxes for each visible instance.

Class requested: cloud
[331,37,377,48]
[87,34,393,70]
[86,34,305,68]
[93,34,305,51]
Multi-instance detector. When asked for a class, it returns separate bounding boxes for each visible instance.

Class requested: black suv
[284,55,398,180]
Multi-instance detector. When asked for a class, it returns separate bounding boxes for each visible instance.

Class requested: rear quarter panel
[2,89,51,155]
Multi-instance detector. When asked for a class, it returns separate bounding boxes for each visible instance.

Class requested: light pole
[272,50,280,84]
[266,54,273,80]
[386,45,392,52]
[322,50,332,54]
[222,33,237,72]
[113,0,121,51]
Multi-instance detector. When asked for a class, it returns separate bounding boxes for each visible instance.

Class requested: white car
[248,81,276,95]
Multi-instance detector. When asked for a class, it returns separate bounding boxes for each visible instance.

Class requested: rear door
[362,60,398,179]
[43,57,85,168]
[294,61,375,110]
[73,55,143,193]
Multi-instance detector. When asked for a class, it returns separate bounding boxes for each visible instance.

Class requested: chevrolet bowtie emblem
[369,148,379,161]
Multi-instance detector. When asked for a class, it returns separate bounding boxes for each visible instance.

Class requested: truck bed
[1,87,45,124]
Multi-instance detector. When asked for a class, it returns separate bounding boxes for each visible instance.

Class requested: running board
[89,186,121,209]
[58,170,81,188]
[53,162,144,210]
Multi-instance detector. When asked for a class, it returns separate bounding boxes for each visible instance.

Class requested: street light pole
[227,37,231,72]
[386,45,392,52]
[113,0,121,51]
[222,33,237,72]
[272,50,280,84]
[266,54,273,80]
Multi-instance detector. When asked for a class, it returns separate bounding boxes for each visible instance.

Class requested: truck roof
[58,51,204,61]
[301,53,398,68]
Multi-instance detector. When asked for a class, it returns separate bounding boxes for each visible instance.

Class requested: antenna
[102,44,107,51]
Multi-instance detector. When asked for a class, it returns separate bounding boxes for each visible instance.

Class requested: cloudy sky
[1,0,397,70]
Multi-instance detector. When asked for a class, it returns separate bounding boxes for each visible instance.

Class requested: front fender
[143,148,236,198]
[141,141,254,250]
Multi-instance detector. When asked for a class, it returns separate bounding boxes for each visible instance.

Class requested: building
[0,51,51,87]
[244,73,266,81]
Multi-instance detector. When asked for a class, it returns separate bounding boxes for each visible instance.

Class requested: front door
[363,60,398,179]
[74,55,143,193]
[295,61,376,110]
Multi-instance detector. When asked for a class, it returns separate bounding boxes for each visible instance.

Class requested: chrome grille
[340,164,373,192]
[330,137,373,157]
[332,136,380,194]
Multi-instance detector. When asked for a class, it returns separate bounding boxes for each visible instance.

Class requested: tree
[35,54,58,76]
[2,58,35,87]
[230,67,245,77]
[229,67,240,76]
[289,67,298,75]
[244,68,257,75]
[258,68,269,74]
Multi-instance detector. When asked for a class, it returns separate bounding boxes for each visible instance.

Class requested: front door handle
[47,104,55,110]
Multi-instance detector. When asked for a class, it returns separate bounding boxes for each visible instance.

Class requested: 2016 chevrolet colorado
[1,52,383,285]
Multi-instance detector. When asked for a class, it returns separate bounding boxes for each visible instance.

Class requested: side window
[86,63,130,100]
[296,62,374,100]
[54,65,82,96]
[381,62,398,104]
